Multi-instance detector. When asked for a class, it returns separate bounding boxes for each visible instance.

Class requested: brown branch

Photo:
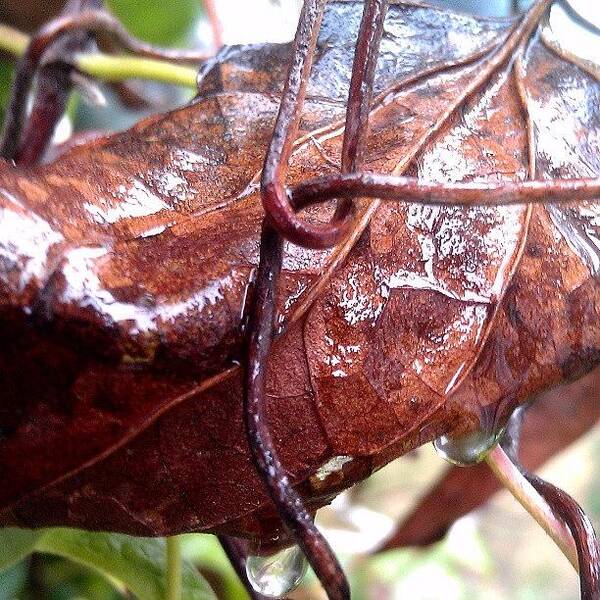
[245,2,390,599]
[290,172,600,210]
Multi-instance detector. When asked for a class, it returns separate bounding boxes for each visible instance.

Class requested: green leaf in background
[181,534,249,600]
[106,0,203,46]
[0,529,42,572]
[0,528,216,600]
[0,561,28,600]
[0,61,15,124]
[18,554,122,600]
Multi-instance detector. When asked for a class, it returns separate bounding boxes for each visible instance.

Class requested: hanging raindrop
[246,544,308,598]
[433,426,505,466]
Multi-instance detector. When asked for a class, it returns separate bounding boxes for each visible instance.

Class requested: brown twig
[218,536,273,600]
[245,1,389,598]
[289,172,600,210]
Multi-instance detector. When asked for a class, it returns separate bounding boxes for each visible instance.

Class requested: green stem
[166,536,182,600]
[486,445,578,571]
[77,53,197,87]
[0,23,197,88]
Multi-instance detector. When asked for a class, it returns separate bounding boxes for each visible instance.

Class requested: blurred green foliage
[16,555,122,600]
[0,62,14,124]
[106,0,202,46]
[0,532,250,599]
[0,562,28,600]
[0,529,216,600]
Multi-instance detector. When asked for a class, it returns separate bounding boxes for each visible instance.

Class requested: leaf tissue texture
[0,1,598,538]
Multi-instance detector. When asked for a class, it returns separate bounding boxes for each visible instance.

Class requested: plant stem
[0,23,197,88]
[77,54,197,87]
[166,536,182,600]
[485,445,579,571]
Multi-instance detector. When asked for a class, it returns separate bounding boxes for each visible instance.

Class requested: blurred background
[0,0,598,598]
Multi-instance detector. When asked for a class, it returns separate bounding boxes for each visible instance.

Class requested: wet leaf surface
[0,0,598,539]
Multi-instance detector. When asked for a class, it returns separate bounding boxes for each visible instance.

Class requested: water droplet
[433,427,504,466]
[246,545,308,598]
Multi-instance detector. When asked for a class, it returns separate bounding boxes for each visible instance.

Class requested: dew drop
[246,544,308,598]
[433,427,504,466]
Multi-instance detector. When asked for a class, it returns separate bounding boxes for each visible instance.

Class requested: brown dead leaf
[0,1,597,539]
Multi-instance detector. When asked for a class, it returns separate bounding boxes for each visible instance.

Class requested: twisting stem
[12,63,71,165]
[248,6,351,599]
[0,8,209,159]
[245,2,389,598]
[10,0,101,166]
[259,0,392,250]
[12,10,211,63]
[245,222,350,599]
[166,536,182,600]
[337,0,388,217]
[0,15,207,60]
[499,409,600,600]
[260,0,553,249]
[488,444,600,598]
[260,0,336,249]
[525,474,600,599]
[486,445,578,570]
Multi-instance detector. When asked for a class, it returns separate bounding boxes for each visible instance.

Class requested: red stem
[245,2,389,598]
[290,172,600,211]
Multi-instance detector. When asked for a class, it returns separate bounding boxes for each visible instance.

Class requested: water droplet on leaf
[433,427,504,466]
[246,544,308,598]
